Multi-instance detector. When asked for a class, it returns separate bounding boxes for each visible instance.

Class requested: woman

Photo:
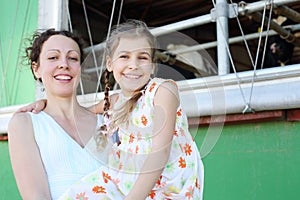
[8,29,103,199]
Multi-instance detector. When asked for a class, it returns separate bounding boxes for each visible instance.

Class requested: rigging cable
[248,0,274,108]
[212,0,248,109]
[82,0,100,94]
[212,0,275,113]
[94,0,119,96]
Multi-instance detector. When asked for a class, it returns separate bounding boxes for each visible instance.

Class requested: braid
[103,69,111,117]
[94,69,111,152]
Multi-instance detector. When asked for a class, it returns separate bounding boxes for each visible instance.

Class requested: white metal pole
[216,0,230,75]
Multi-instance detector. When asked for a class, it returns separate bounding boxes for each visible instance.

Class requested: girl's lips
[123,74,141,79]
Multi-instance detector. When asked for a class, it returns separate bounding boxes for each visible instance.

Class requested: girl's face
[32,35,81,98]
[107,37,154,97]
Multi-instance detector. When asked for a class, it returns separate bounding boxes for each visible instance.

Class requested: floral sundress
[59,78,204,200]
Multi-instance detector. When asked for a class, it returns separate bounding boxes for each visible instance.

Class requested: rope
[212,0,248,107]
[231,0,255,67]
[247,0,273,111]
[66,0,73,32]
[117,0,124,25]
[212,0,277,113]
[259,1,274,69]
[82,0,100,83]
[94,0,118,96]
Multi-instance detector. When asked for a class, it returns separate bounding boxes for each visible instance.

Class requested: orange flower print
[92,185,106,194]
[178,157,186,168]
[195,178,200,189]
[149,82,156,92]
[76,192,89,199]
[155,175,162,186]
[113,178,120,185]
[135,145,139,154]
[102,172,111,183]
[184,143,192,156]
[119,162,123,170]
[177,108,182,116]
[129,133,135,143]
[148,190,156,199]
[141,115,148,126]
[174,130,178,137]
[185,186,194,199]
[116,150,121,158]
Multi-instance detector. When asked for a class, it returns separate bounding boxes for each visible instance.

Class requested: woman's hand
[16,99,47,114]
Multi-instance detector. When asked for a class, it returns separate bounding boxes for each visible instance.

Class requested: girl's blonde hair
[96,20,157,150]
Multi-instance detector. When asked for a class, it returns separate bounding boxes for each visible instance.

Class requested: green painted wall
[0,141,21,200]
[1,120,300,199]
[194,120,300,200]
[0,0,38,107]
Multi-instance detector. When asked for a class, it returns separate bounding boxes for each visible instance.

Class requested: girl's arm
[16,99,47,114]
[8,113,51,199]
[125,82,179,200]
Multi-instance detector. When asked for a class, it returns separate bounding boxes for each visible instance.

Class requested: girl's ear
[106,56,113,72]
[32,62,41,79]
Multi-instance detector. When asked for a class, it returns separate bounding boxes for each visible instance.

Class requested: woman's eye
[48,56,58,60]
[69,57,79,61]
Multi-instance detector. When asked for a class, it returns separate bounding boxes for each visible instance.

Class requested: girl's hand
[16,99,47,114]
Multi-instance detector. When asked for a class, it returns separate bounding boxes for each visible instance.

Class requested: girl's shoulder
[145,78,179,104]
[146,78,178,94]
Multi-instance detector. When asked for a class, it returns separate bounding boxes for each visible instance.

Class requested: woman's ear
[106,56,113,72]
[32,62,41,79]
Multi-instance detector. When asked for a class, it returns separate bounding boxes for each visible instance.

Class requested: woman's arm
[8,113,51,200]
[87,99,104,114]
[125,82,179,200]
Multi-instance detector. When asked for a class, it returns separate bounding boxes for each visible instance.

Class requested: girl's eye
[120,55,129,59]
[139,56,149,60]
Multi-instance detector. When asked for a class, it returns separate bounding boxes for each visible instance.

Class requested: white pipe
[169,24,300,55]
[84,0,298,54]
[216,0,230,75]
[1,64,300,133]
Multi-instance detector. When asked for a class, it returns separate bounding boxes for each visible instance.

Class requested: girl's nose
[128,57,138,70]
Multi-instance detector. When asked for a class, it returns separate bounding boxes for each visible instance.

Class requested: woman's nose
[58,59,70,69]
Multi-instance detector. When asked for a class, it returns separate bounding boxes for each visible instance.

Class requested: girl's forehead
[115,37,152,52]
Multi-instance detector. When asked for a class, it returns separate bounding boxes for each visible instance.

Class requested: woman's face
[106,37,154,97]
[32,35,81,98]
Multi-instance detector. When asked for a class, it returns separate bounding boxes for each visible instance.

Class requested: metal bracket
[210,3,238,22]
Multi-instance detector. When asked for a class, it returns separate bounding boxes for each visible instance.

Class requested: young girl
[20,20,204,199]
[56,20,204,200]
